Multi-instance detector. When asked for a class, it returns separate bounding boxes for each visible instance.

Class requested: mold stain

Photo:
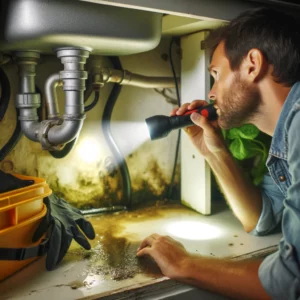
[39,157,178,209]
[43,161,124,209]
[131,159,173,205]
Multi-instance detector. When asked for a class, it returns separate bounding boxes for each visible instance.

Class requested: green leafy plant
[222,124,271,185]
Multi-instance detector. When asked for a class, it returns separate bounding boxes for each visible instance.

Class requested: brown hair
[205,7,300,86]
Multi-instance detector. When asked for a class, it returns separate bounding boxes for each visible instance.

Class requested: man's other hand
[136,233,191,279]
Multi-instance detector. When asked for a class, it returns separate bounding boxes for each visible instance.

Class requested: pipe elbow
[20,121,40,142]
[47,118,84,145]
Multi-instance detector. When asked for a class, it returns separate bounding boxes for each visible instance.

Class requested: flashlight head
[145,115,172,140]
[145,104,218,141]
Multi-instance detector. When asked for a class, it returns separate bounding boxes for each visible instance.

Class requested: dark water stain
[64,204,190,283]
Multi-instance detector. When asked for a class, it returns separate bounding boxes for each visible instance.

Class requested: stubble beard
[218,74,261,130]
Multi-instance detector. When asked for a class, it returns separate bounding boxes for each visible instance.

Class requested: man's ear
[241,48,268,83]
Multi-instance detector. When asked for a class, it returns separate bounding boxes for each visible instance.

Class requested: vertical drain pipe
[15,51,41,142]
[45,48,89,146]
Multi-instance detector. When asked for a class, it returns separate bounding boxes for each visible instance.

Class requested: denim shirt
[255,82,300,299]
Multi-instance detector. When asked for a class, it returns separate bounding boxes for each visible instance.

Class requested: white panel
[180,31,211,215]
[162,15,226,36]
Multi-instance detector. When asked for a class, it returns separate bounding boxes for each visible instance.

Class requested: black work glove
[32,193,95,271]
[0,170,34,193]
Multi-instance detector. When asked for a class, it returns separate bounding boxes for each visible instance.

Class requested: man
[137,7,300,300]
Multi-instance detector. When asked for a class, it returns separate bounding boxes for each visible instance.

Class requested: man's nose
[208,88,216,101]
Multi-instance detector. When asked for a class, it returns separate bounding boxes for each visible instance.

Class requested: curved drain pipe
[14,48,89,150]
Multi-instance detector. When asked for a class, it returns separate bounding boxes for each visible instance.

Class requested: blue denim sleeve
[259,109,300,299]
[250,174,284,236]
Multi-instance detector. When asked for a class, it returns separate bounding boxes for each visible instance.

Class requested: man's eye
[213,71,219,80]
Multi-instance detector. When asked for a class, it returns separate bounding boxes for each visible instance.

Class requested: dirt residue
[64,204,195,282]
[64,205,184,282]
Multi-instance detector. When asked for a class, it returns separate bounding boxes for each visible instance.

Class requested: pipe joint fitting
[56,48,90,59]
[62,113,86,121]
[15,93,40,109]
[38,119,62,150]
[59,70,88,80]
[14,52,40,68]
[92,73,104,90]
[59,71,88,91]
[62,81,87,91]
[119,70,131,85]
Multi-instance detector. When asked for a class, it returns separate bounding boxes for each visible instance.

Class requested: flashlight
[145,104,218,140]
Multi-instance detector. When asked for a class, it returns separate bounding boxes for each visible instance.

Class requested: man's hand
[136,234,270,300]
[171,100,226,157]
[136,233,191,279]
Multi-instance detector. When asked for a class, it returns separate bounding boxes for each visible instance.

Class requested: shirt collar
[269,82,300,160]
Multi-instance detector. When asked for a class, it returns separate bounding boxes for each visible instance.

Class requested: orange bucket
[1,174,47,195]
[0,205,47,281]
[0,174,51,230]
[0,174,48,199]
[0,186,51,230]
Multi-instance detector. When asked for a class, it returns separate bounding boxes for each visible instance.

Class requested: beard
[217,74,261,129]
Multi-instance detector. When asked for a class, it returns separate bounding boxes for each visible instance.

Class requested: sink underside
[0,0,162,56]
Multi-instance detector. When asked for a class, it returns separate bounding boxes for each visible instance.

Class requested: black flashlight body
[145,104,218,140]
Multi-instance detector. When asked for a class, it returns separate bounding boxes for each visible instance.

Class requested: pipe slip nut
[59,70,88,80]
[15,93,41,109]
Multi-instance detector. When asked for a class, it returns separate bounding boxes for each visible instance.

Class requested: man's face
[208,42,261,129]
